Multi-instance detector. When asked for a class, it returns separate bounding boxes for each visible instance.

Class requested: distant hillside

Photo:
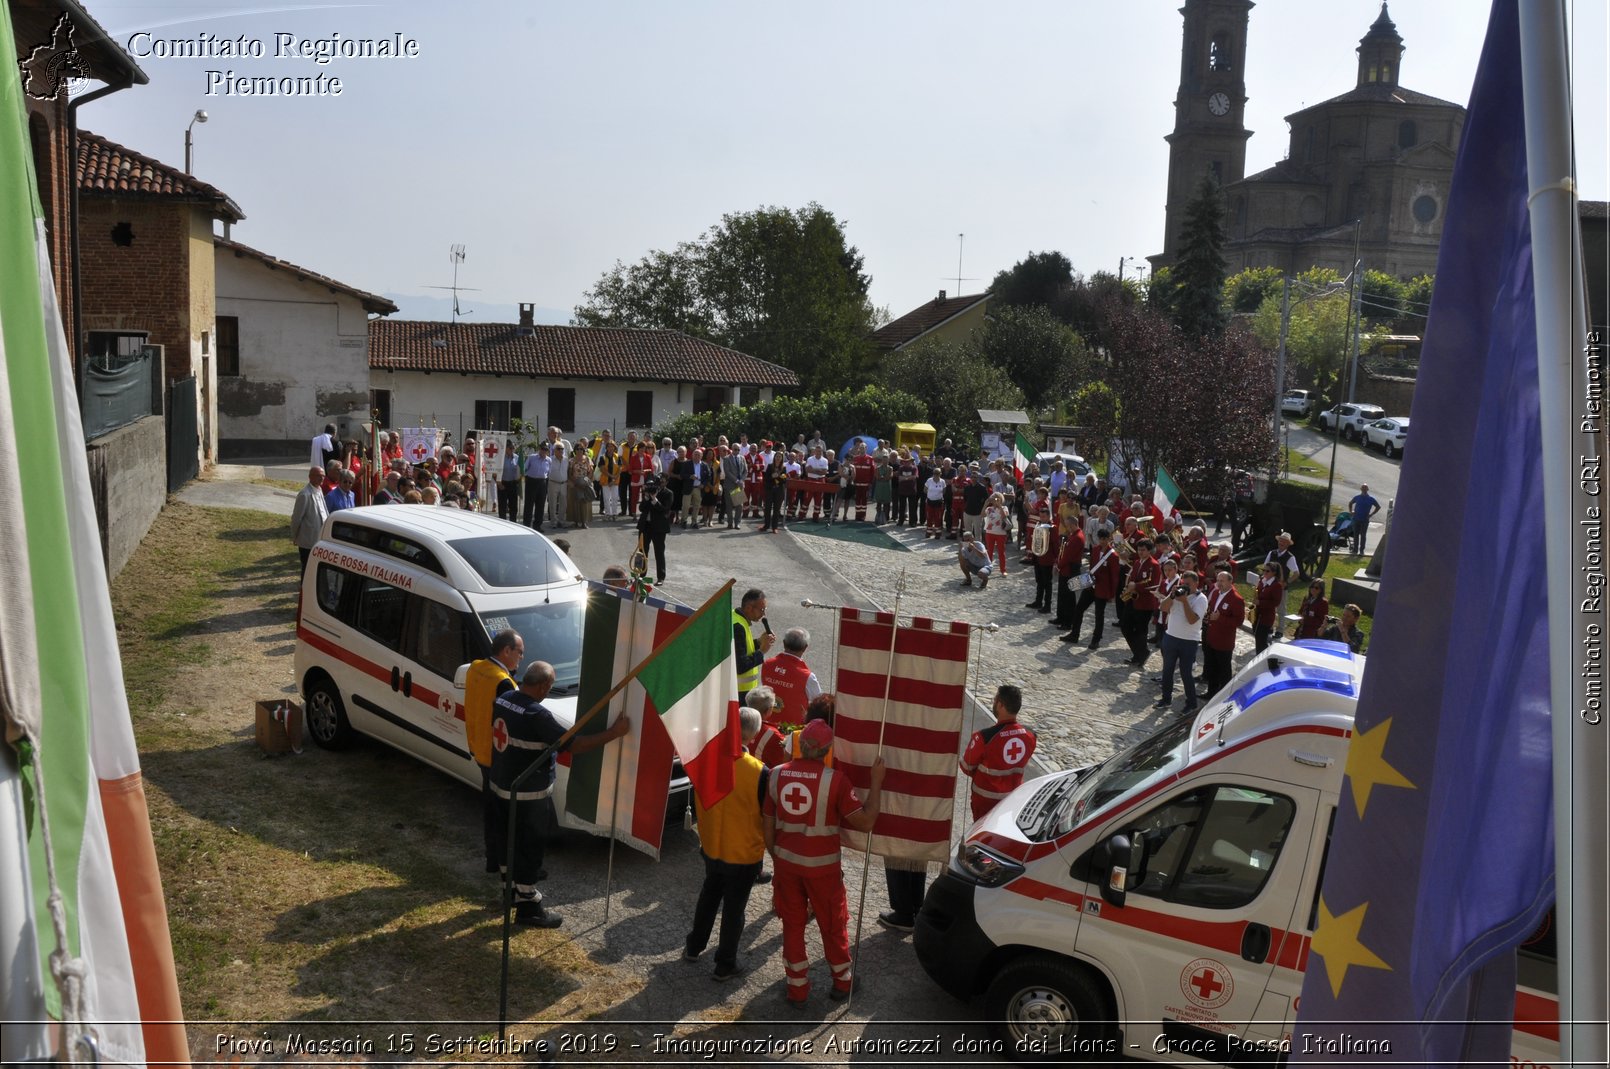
[382,293,571,325]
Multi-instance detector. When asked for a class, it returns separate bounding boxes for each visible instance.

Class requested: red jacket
[1130,554,1161,611]
[1056,528,1086,577]
[1254,576,1286,627]
[764,760,861,876]
[1088,542,1123,600]
[1204,585,1245,651]
[760,653,815,726]
[960,720,1037,817]
[1296,596,1329,639]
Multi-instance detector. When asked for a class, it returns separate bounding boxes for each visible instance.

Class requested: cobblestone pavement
[796,519,1260,776]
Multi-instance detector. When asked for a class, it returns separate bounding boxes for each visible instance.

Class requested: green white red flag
[0,10,188,1063]
[635,589,743,808]
[1012,431,1036,478]
[565,584,689,858]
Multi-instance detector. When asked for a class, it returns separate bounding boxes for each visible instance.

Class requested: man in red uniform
[1122,538,1161,667]
[760,627,822,728]
[959,685,1037,821]
[1202,569,1246,701]
[1062,527,1122,650]
[848,441,876,522]
[764,720,885,1004]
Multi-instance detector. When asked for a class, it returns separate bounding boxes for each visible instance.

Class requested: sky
[73,0,1609,326]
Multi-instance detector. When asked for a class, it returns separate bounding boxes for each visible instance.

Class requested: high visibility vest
[960,721,1037,813]
[733,610,760,692]
[767,760,856,876]
[464,658,512,768]
[760,653,813,725]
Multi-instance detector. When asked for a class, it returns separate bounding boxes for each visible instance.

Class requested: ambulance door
[340,573,413,741]
[399,593,481,786]
[1075,776,1318,1058]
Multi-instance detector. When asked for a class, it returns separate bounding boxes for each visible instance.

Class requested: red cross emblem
[409,442,429,461]
[491,718,509,752]
[780,781,812,816]
[1180,957,1235,1008]
[484,442,499,458]
[1002,736,1027,766]
[439,693,455,716]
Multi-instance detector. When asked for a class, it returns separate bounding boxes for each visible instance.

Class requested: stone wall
[85,415,166,578]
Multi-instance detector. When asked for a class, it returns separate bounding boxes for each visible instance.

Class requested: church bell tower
[1153,0,1254,269]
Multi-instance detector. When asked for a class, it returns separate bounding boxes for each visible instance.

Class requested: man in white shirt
[1155,571,1208,713]
[548,442,570,528]
[803,445,830,520]
[310,423,337,471]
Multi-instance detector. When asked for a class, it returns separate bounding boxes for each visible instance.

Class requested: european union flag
[1293,0,1556,1063]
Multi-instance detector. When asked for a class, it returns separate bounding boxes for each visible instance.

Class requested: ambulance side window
[411,597,470,679]
[1123,785,1295,909]
[353,580,408,651]
[315,564,352,617]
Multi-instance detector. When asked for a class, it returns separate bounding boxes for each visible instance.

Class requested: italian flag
[0,15,188,1065]
[636,589,743,809]
[565,585,688,858]
[1012,430,1036,478]
[1154,463,1183,519]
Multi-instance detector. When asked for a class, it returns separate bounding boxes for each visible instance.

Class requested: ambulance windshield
[1046,715,1194,838]
[477,600,585,693]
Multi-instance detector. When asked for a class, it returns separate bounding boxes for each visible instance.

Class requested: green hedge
[651,386,928,448]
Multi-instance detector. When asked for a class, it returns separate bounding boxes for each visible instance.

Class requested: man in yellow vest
[732,587,775,699]
[682,705,769,980]
[465,629,523,873]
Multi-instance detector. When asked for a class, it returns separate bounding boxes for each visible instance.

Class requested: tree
[1360,269,1406,324]
[574,204,877,393]
[989,251,1074,311]
[1250,284,1353,402]
[1069,381,1119,462]
[879,339,1026,444]
[1397,273,1435,333]
[651,385,926,448]
[1103,303,1275,501]
[976,305,1091,414]
[1060,271,1135,354]
[1223,266,1285,314]
[1170,174,1231,338]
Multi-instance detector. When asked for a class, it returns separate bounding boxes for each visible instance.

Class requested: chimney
[517,302,536,336]
[937,290,947,303]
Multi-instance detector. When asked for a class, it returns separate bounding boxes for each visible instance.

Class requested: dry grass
[112,503,615,1050]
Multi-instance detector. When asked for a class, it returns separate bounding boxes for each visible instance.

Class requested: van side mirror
[1096,833,1144,908]
[453,663,470,690]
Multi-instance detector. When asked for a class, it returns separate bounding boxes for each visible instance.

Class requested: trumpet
[1119,584,1137,603]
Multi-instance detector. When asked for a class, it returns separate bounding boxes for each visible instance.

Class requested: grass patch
[1281,445,1324,476]
[113,502,602,1034]
[1233,549,1375,648]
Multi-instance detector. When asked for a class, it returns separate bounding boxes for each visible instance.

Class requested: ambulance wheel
[305,676,355,750]
[985,956,1113,1062]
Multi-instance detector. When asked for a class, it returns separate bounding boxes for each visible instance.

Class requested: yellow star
[1343,717,1415,818]
[1310,897,1393,998]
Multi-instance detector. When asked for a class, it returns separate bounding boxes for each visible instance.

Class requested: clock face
[1208,91,1231,116]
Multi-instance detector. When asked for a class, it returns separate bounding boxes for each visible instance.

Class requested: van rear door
[1073,775,1320,1058]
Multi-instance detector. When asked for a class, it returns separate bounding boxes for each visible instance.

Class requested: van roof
[321,506,582,593]
[1188,639,1364,760]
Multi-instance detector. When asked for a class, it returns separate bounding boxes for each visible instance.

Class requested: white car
[1032,452,1091,481]
[1362,416,1410,457]
[1317,402,1386,441]
[1279,389,1314,417]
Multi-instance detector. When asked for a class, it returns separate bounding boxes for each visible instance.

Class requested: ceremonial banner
[400,426,443,466]
[473,430,500,512]
[0,15,188,1062]
[833,608,971,863]
[1011,431,1036,479]
[567,583,690,858]
[1294,0,1557,1061]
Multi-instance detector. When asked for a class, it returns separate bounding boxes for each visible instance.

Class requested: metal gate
[166,375,199,492]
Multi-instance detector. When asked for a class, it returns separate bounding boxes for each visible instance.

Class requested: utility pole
[1271,276,1292,477]
[1346,258,1364,402]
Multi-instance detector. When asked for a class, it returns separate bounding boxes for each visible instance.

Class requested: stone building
[1153,3,1465,280]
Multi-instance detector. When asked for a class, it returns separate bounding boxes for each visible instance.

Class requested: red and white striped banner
[833,607,971,863]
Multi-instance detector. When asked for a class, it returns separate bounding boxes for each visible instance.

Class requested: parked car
[1280,389,1315,417]
[1031,452,1091,481]
[1362,416,1410,457]
[1317,402,1386,440]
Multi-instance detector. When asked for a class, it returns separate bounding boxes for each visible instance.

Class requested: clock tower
[1153,0,1253,269]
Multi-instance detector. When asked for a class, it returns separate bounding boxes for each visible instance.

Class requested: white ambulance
[293,507,689,821]
[914,640,1560,1064]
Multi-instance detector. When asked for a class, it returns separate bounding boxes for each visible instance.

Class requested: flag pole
[1519,2,1607,1063]
[846,569,907,1012]
[553,579,736,750]
[602,740,624,938]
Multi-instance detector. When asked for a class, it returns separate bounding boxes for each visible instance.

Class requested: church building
[1152,2,1466,280]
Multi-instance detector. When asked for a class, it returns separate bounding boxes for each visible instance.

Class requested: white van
[914,640,1560,1065]
[294,506,688,822]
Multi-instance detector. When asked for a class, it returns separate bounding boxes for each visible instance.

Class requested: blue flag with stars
[1293,0,1556,1063]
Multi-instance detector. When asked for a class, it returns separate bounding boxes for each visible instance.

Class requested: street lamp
[184,109,208,174]
[1118,256,1147,283]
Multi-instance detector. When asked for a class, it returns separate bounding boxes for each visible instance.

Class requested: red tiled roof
[368,320,799,388]
[76,130,244,221]
[870,292,989,351]
[215,238,397,315]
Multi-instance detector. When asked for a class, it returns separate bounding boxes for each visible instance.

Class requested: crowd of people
[451,586,1041,1003]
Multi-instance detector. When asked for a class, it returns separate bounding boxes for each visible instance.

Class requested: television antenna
[422,244,480,325]
[942,233,979,297]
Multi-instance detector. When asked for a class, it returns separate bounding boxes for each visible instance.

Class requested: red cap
[800,720,834,749]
